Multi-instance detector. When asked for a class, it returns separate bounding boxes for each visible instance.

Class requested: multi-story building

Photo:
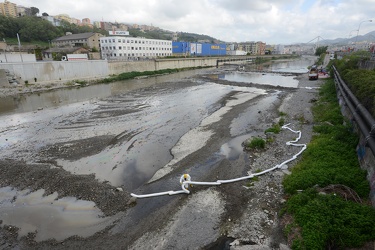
[100,21,113,31]
[257,41,266,55]
[172,41,227,56]
[41,15,61,26]
[52,32,104,50]
[93,21,101,29]
[100,36,172,60]
[0,0,17,17]
[54,14,72,23]
[82,18,91,26]
[231,41,266,55]
[16,5,30,17]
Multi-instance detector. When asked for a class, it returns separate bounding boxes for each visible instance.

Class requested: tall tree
[30,7,39,16]
[315,46,328,56]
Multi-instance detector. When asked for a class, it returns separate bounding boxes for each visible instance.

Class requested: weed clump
[246,137,265,149]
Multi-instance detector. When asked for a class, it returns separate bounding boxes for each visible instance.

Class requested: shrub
[286,189,375,249]
[247,137,266,149]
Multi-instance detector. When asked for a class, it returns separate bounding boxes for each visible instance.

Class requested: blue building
[172,42,226,56]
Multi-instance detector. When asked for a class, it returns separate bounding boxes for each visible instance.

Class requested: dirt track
[0,58,323,249]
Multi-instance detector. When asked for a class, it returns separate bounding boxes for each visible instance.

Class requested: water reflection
[224,72,299,88]
[264,55,317,73]
[0,187,116,242]
[0,70,205,116]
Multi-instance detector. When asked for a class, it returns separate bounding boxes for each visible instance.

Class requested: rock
[116,187,123,192]
[281,169,291,175]
[127,197,137,206]
[230,239,240,246]
[279,243,291,250]
[279,164,288,170]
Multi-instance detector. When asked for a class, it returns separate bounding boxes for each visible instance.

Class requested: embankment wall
[0,60,109,84]
[0,55,284,84]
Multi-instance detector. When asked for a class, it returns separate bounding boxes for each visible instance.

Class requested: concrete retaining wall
[358,60,375,70]
[0,53,36,63]
[0,69,8,87]
[0,56,282,84]
[0,60,109,83]
[108,61,156,75]
[337,91,375,206]
[108,57,219,75]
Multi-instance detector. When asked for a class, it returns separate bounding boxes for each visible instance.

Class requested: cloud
[11,0,375,44]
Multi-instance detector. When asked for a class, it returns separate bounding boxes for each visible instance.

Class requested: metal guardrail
[332,65,375,155]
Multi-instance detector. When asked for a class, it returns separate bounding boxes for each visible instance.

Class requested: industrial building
[172,42,227,56]
[100,36,172,60]
[52,32,104,50]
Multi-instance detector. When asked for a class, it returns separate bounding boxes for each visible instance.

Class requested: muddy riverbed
[0,56,323,249]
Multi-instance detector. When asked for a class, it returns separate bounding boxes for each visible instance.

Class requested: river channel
[0,55,316,246]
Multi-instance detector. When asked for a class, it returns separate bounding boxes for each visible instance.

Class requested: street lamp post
[349,29,358,39]
[355,19,373,47]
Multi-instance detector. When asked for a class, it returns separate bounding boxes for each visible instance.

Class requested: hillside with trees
[0,14,221,47]
[0,15,106,45]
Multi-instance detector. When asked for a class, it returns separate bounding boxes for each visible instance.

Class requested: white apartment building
[100,36,172,60]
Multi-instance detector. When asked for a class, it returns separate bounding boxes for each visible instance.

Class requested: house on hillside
[52,32,104,51]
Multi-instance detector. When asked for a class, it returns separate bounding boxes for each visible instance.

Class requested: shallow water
[223,72,299,88]
[0,187,116,242]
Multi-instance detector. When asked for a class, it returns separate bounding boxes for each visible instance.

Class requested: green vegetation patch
[99,67,206,84]
[265,118,285,134]
[246,137,266,149]
[334,51,375,117]
[282,78,374,249]
[286,189,375,249]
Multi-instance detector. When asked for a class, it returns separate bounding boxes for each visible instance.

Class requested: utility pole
[17,33,23,62]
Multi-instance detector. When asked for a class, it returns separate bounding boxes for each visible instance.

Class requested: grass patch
[246,137,266,149]
[99,67,207,84]
[265,118,286,134]
[265,123,281,134]
[285,189,375,249]
[282,78,374,249]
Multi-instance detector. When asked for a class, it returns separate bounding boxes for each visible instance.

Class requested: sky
[11,0,375,44]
